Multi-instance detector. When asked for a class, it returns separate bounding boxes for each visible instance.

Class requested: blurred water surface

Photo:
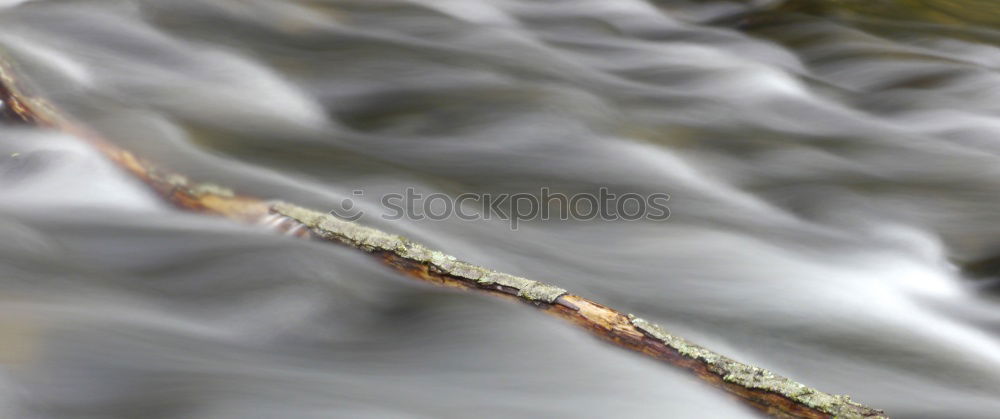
[2,0,1000,417]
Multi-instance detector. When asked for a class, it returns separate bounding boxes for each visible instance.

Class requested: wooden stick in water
[0,54,886,419]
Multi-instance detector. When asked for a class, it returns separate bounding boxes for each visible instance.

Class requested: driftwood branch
[0,54,885,418]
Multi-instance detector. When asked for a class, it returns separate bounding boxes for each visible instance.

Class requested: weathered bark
[0,54,886,419]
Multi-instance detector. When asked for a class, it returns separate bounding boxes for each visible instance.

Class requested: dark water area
[2,0,1000,417]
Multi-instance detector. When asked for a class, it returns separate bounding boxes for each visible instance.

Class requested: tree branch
[0,53,886,419]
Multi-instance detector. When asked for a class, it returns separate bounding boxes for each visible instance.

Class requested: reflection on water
[2,0,1000,417]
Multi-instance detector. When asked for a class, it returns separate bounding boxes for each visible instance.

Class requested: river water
[1,0,1000,417]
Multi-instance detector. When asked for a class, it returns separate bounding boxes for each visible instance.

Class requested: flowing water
[2,0,1000,417]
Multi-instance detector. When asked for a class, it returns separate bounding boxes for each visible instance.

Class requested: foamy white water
[1,0,1000,417]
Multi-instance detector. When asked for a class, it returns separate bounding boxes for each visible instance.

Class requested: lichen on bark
[629,316,882,418]
[270,202,568,303]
